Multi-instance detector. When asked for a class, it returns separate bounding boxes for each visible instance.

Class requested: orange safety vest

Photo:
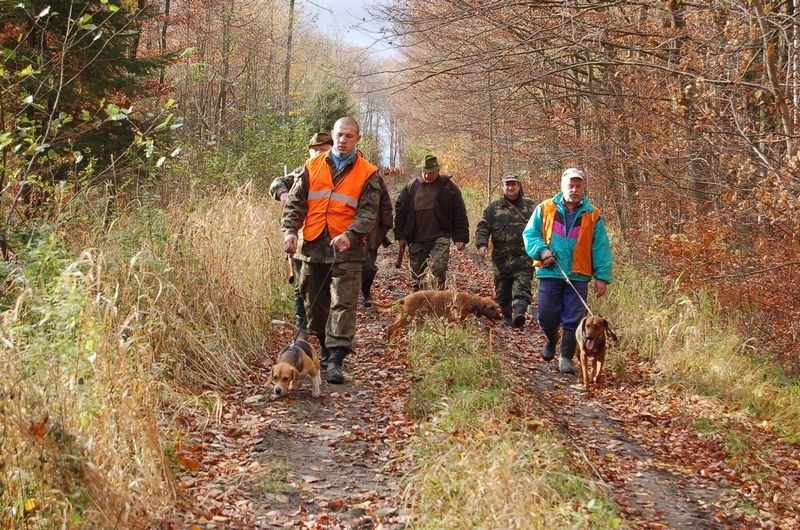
[302,152,377,241]
[534,199,600,276]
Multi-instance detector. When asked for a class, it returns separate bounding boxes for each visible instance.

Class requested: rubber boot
[512,300,528,328]
[325,347,347,384]
[559,330,577,374]
[360,279,372,308]
[541,328,559,361]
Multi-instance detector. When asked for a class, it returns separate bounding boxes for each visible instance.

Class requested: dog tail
[370,300,398,313]
[271,319,299,334]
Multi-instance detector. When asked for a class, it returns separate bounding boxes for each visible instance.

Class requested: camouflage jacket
[282,152,381,263]
[368,174,394,251]
[475,194,536,272]
[269,166,303,201]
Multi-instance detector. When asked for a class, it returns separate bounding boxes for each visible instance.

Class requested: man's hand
[594,280,608,298]
[541,249,555,267]
[283,234,297,254]
[455,242,466,252]
[330,233,351,252]
[477,246,488,258]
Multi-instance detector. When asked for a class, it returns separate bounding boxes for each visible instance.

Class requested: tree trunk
[282,0,295,122]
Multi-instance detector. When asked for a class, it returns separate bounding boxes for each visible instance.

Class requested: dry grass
[145,181,288,388]
[406,420,619,530]
[0,181,292,527]
[596,261,800,442]
[0,250,174,528]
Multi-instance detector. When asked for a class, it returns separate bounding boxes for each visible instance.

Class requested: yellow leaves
[24,497,38,514]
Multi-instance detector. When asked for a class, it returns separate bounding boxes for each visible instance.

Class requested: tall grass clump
[0,177,296,527]
[402,321,619,529]
[0,232,174,528]
[96,181,291,389]
[596,260,800,442]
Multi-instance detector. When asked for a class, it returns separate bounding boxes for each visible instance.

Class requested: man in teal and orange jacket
[523,168,613,375]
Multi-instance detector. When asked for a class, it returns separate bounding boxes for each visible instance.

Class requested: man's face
[562,177,585,206]
[502,180,520,200]
[332,123,360,155]
[420,170,439,183]
[308,144,331,158]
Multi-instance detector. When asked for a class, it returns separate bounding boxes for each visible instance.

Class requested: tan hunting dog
[373,289,503,338]
[268,320,321,399]
[574,315,618,391]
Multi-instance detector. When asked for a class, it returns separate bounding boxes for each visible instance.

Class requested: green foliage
[0,0,179,209]
[307,84,353,132]
[359,133,382,166]
[177,114,313,187]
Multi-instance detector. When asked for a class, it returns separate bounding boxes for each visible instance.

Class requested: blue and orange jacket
[522,193,613,283]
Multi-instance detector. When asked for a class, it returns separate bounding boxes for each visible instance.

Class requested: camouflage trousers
[408,236,451,291]
[493,265,534,315]
[361,246,379,293]
[299,260,361,351]
[292,257,307,332]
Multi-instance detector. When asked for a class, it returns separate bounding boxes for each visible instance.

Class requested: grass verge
[402,319,621,529]
[596,260,800,442]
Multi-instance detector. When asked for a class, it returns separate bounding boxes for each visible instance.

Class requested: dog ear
[602,317,619,344]
[267,367,275,385]
[291,367,299,389]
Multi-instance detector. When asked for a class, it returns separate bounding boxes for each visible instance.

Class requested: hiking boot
[325,347,347,384]
[541,328,559,361]
[559,330,577,374]
[319,341,330,370]
[501,306,513,326]
[360,290,372,308]
[511,300,528,328]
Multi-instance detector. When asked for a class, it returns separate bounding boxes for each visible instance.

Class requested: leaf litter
[164,247,800,529]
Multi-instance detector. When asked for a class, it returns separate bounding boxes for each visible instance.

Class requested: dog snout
[273,386,282,395]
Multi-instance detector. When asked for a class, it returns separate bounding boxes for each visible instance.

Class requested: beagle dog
[269,320,321,399]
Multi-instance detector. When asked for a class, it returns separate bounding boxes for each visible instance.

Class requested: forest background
[2,0,800,527]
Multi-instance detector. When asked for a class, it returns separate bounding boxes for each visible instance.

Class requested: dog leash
[289,245,339,343]
[552,255,595,316]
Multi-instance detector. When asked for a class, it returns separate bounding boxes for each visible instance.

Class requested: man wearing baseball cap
[522,168,613,375]
[475,173,536,328]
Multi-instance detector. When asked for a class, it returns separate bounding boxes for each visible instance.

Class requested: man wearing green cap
[475,173,536,328]
[269,132,334,336]
[393,154,469,291]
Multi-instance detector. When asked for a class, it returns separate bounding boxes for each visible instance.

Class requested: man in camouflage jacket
[269,132,333,335]
[475,173,536,328]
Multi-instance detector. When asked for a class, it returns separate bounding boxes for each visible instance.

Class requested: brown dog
[575,315,618,391]
[373,290,503,338]
[269,320,321,399]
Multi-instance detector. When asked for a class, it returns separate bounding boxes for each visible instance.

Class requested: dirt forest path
[168,245,800,529]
